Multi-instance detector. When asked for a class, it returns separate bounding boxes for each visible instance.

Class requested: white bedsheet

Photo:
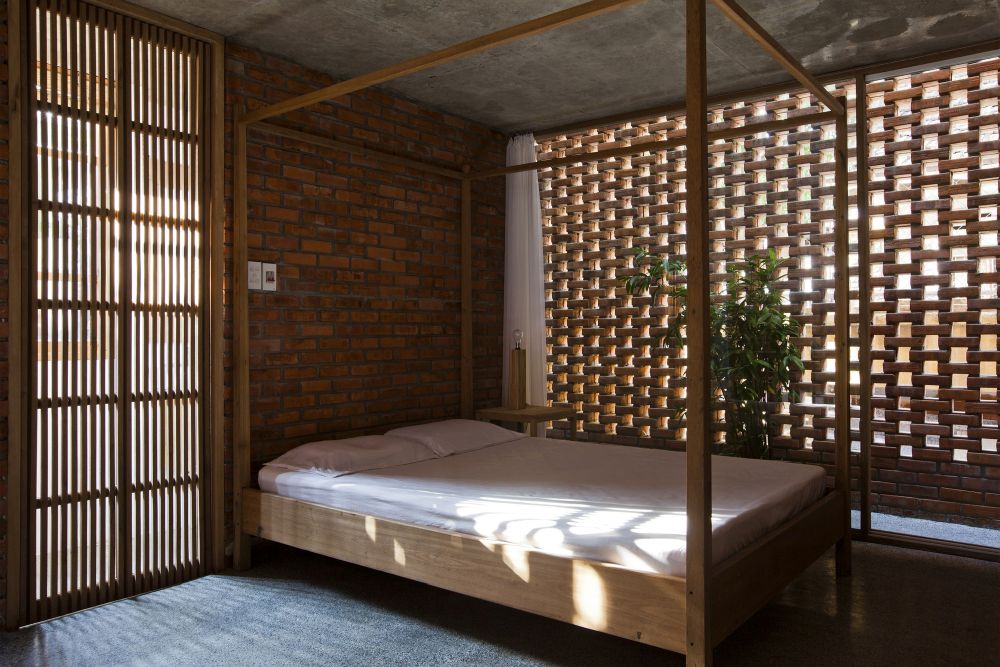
[259,437,826,576]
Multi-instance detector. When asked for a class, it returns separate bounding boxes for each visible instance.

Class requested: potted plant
[623,248,803,458]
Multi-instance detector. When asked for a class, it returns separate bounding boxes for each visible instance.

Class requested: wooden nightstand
[475,405,578,438]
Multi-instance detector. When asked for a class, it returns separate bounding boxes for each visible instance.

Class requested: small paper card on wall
[248,261,262,290]
[262,263,277,291]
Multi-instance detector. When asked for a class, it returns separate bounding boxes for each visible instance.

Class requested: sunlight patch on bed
[393,539,406,566]
[501,545,531,582]
[573,561,608,630]
[631,512,687,535]
[566,509,645,536]
[365,515,378,542]
[633,537,688,567]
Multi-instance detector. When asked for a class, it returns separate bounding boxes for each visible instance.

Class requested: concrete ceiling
[136,0,999,133]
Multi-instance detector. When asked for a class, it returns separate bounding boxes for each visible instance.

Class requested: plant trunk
[723,400,770,459]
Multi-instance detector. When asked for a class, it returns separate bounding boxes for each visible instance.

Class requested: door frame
[5,0,225,629]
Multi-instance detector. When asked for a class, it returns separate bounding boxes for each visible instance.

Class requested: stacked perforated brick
[538,85,856,458]
[867,57,1000,525]
[539,56,999,528]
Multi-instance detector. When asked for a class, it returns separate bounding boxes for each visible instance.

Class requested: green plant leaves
[621,247,804,458]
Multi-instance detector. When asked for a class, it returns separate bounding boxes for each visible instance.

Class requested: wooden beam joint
[709,0,844,116]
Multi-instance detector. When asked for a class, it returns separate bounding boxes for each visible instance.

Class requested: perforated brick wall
[866,58,1000,525]
[538,55,1000,528]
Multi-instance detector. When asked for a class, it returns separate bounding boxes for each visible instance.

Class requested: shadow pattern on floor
[1,542,998,666]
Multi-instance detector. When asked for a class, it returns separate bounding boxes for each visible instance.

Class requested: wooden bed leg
[234,530,252,571]
[836,535,852,577]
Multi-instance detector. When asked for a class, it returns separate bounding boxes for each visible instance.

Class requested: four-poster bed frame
[233,1,852,664]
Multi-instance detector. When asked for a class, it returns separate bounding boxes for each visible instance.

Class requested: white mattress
[259,437,826,577]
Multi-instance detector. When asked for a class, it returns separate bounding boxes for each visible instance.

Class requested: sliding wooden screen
[26,0,209,622]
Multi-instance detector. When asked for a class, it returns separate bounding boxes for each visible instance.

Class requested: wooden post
[209,33,227,573]
[509,348,527,409]
[685,0,713,664]
[233,114,251,570]
[834,97,853,576]
[855,75,873,537]
[6,0,26,630]
[461,169,474,418]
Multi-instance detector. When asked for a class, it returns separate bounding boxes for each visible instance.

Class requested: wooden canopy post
[233,113,252,571]
[855,75,873,537]
[833,97,852,576]
[461,168,474,418]
[685,0,713,664]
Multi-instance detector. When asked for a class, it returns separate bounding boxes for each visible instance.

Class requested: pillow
[265,434,438,478]
[386,419,525,456]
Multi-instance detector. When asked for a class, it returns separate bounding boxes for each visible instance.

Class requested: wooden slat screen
[27,0,208,622]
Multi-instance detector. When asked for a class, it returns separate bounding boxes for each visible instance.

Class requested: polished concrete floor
[1,541,998,666]
[851,510,1000,549]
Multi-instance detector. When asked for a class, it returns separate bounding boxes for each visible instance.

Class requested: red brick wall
[224,44,506,467]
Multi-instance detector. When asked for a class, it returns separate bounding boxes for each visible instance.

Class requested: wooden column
[233,115,251,570]
[6,0,26,630]
[834,97,853,576]
[209,31,228,573]
[685,0,713,664]
[855,75,873,536]
[461,169,474,418]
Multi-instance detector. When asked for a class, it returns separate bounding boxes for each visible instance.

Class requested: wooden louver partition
[25,0,209,622]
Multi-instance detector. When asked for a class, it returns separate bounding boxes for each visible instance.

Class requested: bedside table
[475,405,578,439]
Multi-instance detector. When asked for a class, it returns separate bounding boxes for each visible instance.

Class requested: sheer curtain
[502,134,548,420]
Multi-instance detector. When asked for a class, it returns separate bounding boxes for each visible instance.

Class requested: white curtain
[502,134,548,418]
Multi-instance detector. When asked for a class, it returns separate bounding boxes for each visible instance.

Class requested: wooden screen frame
[4,0,225,630]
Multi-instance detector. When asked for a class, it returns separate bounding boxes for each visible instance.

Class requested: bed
[242,420,847,653]
[232,2,854,663]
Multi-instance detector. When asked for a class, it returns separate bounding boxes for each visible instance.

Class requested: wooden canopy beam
[240,0,647,125]
[709,0,843,115]
[534,38,999,139]
[252,122,464,179]
[468,110,836,180]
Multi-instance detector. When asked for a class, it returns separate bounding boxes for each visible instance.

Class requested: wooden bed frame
[233,1,853,665]
[242,486,846,656]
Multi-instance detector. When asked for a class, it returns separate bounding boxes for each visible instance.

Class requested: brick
[232,38,505,481]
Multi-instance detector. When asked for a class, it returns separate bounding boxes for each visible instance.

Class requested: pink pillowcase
[387,419,525,456]
[266,434,437,477]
